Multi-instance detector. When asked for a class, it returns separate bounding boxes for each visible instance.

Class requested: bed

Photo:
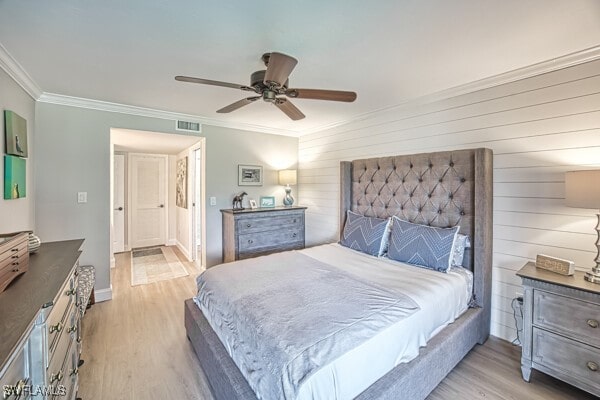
[184,148,493,399]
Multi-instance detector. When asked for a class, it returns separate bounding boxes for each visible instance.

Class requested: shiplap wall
[298,59,600,342]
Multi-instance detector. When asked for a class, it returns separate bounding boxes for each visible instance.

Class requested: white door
[130,154,167,248]
[113,154,125,253]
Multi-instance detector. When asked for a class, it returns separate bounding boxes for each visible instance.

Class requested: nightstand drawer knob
[587,319,599,328]
[587,361,598,372]
[246,223,252,228]
[292,233,297,238]
[248,240,253,244]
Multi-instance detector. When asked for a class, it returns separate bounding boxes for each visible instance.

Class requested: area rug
[131,246,189,286]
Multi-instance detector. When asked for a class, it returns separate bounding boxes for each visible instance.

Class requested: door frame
[189,139,206,268]
[127,153,169,249]
[113,153,126,254]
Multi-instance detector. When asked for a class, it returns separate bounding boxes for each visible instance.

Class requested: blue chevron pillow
[340,211,391,256]
[388,217,459,272]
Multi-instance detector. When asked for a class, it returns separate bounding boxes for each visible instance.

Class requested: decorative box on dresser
[517,262,600,397]
[221,206,306,262]
[0,239,84,399]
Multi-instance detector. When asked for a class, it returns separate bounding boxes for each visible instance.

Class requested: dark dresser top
[0,239,84,370]
[221,206,307,214]
[517,261,600,295]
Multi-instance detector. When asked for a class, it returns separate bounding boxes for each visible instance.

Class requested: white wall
[299,58,600,342]
[0,68,35,232]
[34,102,298,297]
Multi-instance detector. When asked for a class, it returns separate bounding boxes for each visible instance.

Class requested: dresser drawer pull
[292,233,297,238]
[11,262,19,266]
[49,322,63,334]
[67,324,77,334]
[50,370,63,383]
[11,268,19,273]
[587,361,598,372]
[74,269,79,277]
[11,255,19,259]
[246,223,252,228]
[587,319,599,328]
[65,288,76,296]
[248,240,253,244]
[292,219,297,223]
[69,367,79,376]
[10,248,18,252]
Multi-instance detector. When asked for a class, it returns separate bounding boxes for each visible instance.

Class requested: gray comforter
[195,251,420,400]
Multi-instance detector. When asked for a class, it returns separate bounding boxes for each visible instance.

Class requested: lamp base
[585,265,600,284]
[283,185,294,207]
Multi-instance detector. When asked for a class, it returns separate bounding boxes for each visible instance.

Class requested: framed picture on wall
[238,164,263,186]
[4,155,26,199]
[176,157,188,208]
[4,110,28,158]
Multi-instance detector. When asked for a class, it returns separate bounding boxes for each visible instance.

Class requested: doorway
[191,145,205,266]
[113,154,125,253]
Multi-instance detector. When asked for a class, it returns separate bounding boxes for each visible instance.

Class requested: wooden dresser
[0,240,84,400]
[0,232,29,293]
[221,206,306,262]
[517,262,600,397]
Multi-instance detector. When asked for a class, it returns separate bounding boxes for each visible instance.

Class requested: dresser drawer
[47,273,78,356]
[0,243,27,271]
[534,290,600,348]
[47,305,76,387]
[0,341,30,399]
[237,214,303,234]
[0,233,27,256]
[532,327,600,392]
[238,228,303,253]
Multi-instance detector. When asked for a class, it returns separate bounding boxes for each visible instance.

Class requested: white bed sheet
[295,244,472,400]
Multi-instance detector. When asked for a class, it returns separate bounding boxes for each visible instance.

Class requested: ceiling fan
[175,52,357,121]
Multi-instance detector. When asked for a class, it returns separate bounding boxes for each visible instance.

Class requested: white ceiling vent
[176,120,201,133]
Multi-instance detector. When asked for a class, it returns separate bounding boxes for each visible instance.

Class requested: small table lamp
[278,169,297,207]
[565,170,600,283]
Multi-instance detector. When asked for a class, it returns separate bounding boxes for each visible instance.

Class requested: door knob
[158,204,164,208]
[114,207,123,211]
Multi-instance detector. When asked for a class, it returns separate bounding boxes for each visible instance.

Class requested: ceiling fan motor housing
[251,70,288,90]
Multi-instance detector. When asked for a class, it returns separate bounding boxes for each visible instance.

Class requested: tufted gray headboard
[340,148,493,312]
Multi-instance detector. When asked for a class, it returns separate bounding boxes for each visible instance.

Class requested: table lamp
[565,170,600,283]
[278,169,297,207]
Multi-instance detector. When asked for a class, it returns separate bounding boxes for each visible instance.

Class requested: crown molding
[301,45,600,135]
[0,42,42,99]
[37,93,302,137]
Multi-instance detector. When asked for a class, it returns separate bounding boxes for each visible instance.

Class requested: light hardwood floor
[79,250,597,400]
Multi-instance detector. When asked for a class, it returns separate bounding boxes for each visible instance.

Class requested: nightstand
[517,262,600,397]
[221,206,306,262]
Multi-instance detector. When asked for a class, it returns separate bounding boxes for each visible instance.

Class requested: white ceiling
[1,0,599,135]
[112,129,201,154]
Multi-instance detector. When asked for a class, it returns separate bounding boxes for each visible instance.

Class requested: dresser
[517,262,600,397]
[221,206,306,262]
[0,240,84,399]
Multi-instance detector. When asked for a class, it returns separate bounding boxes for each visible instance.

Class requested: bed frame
[185,148,493,400]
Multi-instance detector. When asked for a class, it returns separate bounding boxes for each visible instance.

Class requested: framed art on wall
[4,110,28,158]
[176,157,188,208]
[4,155,26,199]
[238,165,263,186]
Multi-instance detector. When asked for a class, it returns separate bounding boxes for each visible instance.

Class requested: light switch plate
[78,192,87,203]
[210,196,217,206]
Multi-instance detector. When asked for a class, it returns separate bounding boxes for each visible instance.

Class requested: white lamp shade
[565,170,600,209]
[278,169,297,185]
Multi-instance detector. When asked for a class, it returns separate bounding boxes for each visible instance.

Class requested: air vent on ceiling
[176,120,202,133]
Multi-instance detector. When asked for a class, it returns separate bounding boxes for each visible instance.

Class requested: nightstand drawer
[237,214,303,234]
[238,229,303,252]
[534,290,600,348]
[532,327,600,392]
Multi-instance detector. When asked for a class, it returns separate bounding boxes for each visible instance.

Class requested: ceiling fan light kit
[175,52,357,120]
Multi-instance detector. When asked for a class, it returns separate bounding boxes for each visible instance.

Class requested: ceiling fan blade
[263,52,298,87]
[274,98,305,120]
[216,97,261,113]
[286,88,357,102]
[175,76,253,91]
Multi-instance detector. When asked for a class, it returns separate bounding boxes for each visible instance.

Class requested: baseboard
[176,240,193,262]
[167,238,177,246]
[110,256,116,269]
[94,286,113,302]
